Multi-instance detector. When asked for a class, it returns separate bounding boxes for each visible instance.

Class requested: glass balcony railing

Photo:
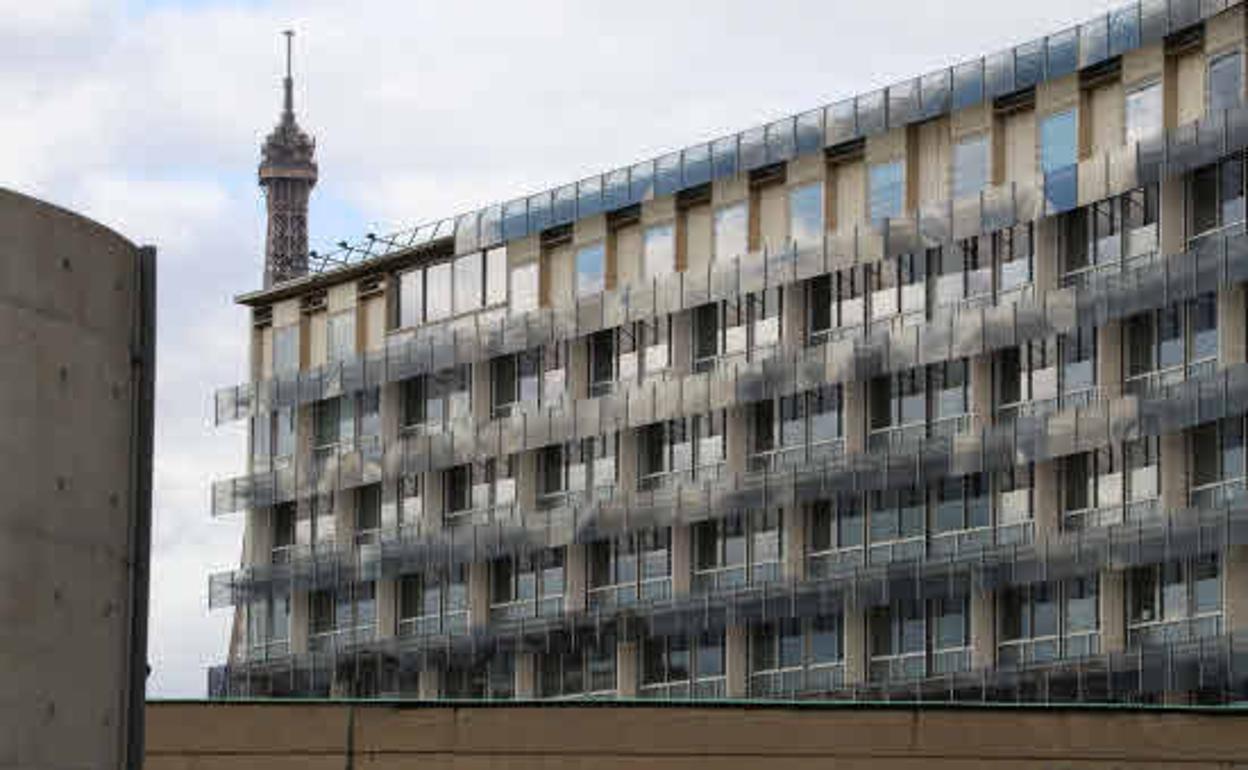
[748,664,844,698]
[1128,614,1222,648]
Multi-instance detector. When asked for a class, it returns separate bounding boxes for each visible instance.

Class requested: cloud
[0,0,1124,696]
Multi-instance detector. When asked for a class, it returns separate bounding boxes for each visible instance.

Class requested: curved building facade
[0,189,155,766]
[213,2,1248,703]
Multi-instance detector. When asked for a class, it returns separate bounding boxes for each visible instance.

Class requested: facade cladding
[212,1,1248,702]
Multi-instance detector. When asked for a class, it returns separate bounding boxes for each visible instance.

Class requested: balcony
[1190,478,1248,510]
[1128,614,1222,648]
[748,664,844,698]
[587,578,671,611]
[997,631,1098,668]
[397,612,468,638]
[638,677,725,700]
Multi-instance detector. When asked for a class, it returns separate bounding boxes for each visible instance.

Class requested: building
[211,2,1248,703]
[0,188,155,768]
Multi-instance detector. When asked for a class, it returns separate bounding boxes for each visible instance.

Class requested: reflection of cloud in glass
[789,183,823,248]
[714,202,747,259]
[576,243,605,297]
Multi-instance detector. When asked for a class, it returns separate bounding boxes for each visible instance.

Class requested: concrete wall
[0,188,155,769]
[146,701,1248,769]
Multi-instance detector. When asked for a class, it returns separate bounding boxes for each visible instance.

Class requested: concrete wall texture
[146,701,1248,769]
[0,188,155,769]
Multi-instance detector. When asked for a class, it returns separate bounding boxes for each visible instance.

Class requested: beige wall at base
[146,702,1248,769]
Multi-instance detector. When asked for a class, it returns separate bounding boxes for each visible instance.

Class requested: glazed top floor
[238,5,1244,333]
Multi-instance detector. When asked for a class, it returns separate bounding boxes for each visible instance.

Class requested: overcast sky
[2,0,1125,697]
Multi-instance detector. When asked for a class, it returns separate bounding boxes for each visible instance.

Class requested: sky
[1,0,1125,697]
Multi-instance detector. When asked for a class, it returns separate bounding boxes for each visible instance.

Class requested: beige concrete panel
[615,222,642,287]
[1176,51,1205,126]
[307,311,327,368]
[671,523,691,597]
[272,298,301,327]
[1226,545,1248,633]
[515,652,537,698]
[564,543,587,614]
[834,160,866,232]
[472,360,491,423]
[1161,431,1188,514]
[326,282,355,314]
[574,213,607,245]
[516,450,538,513]
[782,506,806,581]
[1160,176,1186,254]
[843,378,866,455]
[916,117,951,209]
[787,152,825,185]
[1219,285,1247,367]
[616,640,639,696]
[1034,460,1060,540]
[950,103,990,140]
[289,590,308,654]
[1097,321,1123,399]
[1206,5,1245,55]
[712,175,748,206]
[543,242,574,311]
[375,578,397,639]
[970,589,996,670]
[683,203,713,274]
[508,235,539,267]
[1037,74,1079,116]
[1001,109,1037,187]
[726,405,749,474]
[418,667,443,699]
[469,561,490,631]
[671,310,693,376]
[1034,217,1061,292]
[145,703,350,755]
[782,282,806,350]
[725,625,748,697]
[1122,45,1164,87]
[970,354,993,433]
[618,428,638,494]
[642,196,677,226]
[361,294,385,352]
[843,595,866,685]
[865,126,906,165]
[1087,81,1125,157]
[1100,569,1126,653]
[758,182,788,253]
[568,337,589,400]
[424,469,444,534]
[256,324,273,381]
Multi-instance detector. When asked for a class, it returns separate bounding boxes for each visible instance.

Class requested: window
[1041,109,1078,211]
[539,644,617,698]
[1125,81,1162,145]
[1124,294,1217,394]
[638,317,672,380]
[490,549,564,621]
[788,182,824,249]
[1191,155,1245,237]
[692,511,782,592]
[444,654,514,700]
[1191,417,1248,508]
[510,261,539,314]
[326,310,355,364]
[1128,556,1222,646]
[998,577,1099,666]
[868,361,970,451]
[713,202,748,260]
[1061,439,1159,529]
[808,267,866,343]
[272,324,299,374]
[869,597,968,681]
[426,262,452,321]
[588,528,672,610]
[808,499,864,578]
[354,484,381,545]
[638,413,724,490]
[867,252,925,324]
[1059,328,1098,407]
[749,616,843,697]
[643,223,674,279]
[453,251,483,314]
[589,329,616,396]
[400,377,425,428]
[996,465,1035,543]
[868,161,904,222]
[1209,51,1243,115]
[867,487,926,562]
[538,437,617,508]
[928,474,991,554]
[750,385,843,472]
[575,242,606,297]
[641,632,725,699]
[271,502,295,565]
[491,349,542,418]
[398,565,468,636]
[996,339,1057,421]
[1062,187,1159,283]
[952,134,989,200]
[995,223,1033,297]
[397,249,510,328]
[398,269,423,329]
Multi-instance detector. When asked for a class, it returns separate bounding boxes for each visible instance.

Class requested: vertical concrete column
[843,595,868,686]
[244,508,273,568]
[1033,460,1061,540]
[289,591,309,654]
[468,560,491,631]
[1225,545,1248,634]
[472,359,492,424]
[515,653,537,699]
[726,405,750,474]
[417,668,442,700]
[375,578,397,639]
[725,625,748,697]
[781,282,807,352]
[671,524,692,597]
[617,639,639,697]
[516,451,538,514]
[1033,217,1061,293]
[970,354,994,432]
[1097,321,1123,400]
[1159,177,1186,257]
[423,469,444,533]
[671,310,693,377]
[618,428,638,495]
[1099,569,1126,654]
[1160,432,1188,514]
[842,379,867,455]
[970,589,996,670]
[782,506,806,581]
[379,382,402,534]
[564,543,587,614]
[1218,285,1247,369]
[568,338,589,400]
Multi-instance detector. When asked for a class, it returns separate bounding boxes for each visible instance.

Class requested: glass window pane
[510,262,539,315]
[1209,52,1243,115]
[789,183,824,249]
[644,224,675,279]
[426,262,452,321]
[327,311,355,363]
[868,161,904,222]
[1041,110,1078,174]
[576,243,606,297]
[399,270,423,328]
[1047,28,1079,80]
[714,202,748,260]
[952,61,984,112]
[952,134,989,200]
[1125,82,1163,145]
[453,253,483,315]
